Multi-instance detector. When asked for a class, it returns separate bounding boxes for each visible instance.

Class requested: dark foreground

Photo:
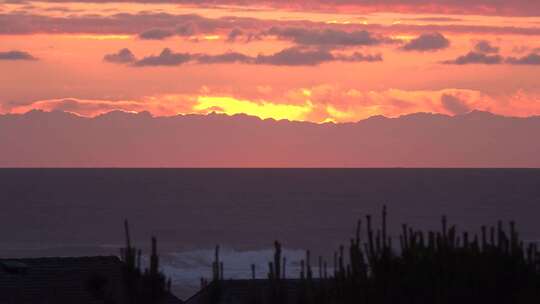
[2,169,540,301]
[189,207,540,304]
[3,210,540,304]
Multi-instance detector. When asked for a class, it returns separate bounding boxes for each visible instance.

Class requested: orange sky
[1,1,540,123]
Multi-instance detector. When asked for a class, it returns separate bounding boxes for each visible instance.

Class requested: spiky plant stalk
[274,241,281,280]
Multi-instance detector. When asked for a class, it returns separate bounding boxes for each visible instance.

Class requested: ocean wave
[147,247,324,299]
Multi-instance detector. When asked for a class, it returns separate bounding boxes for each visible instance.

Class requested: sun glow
[73,34,132,40]
[325,20,352,25]
[390,34,417,40]
[194,96,313,121]
[188,35,222,41]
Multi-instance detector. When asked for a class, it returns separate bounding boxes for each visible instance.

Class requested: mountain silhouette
[1,110,538,167]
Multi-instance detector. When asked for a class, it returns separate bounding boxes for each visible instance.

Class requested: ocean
[1,169,540,298]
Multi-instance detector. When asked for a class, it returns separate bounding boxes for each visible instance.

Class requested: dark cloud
[2,12,540,38]
[506,53,540,65]
[106,47,384,67]
[103,48,249,67]
[474,40,499,54]
[196,52,252,64]
[266,27,389,48]
[226,28,243,42]
[1,0,28,3]
[254,47,334,66]
[402,33,450,51]
[130,49,250,66]
[42,6,83,12]
[441,94,470,115]
[137,23,200,40]
[444,45,540,65]
[334,52,383,62]
[254,47,382,66]
[197,49,381,65]
[0,12,268,36]
[0,50,37,60]
[134,48,192,66]
[512,46,540,54]
[224,27,262,43]
[176,23,197,36]
[41,99,123,113]
[405,17,463,22]
[443,52,503,65]
[387,23,540,36]
[7,0,540,17]
[103,48,136,64]
[139,28,175,40]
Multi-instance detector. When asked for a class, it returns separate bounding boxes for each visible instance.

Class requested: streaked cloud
[0,12,268,35]
[9,0,540,17]
[2,11,540,38]
[404,17,463,22]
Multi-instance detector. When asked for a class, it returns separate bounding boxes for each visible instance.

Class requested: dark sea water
[1,169,540,298]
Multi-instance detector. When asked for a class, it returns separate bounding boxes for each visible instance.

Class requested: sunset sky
[1,0,540,123]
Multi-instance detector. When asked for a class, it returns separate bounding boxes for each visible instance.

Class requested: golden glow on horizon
[4,88,540,124]
[326,105,356,120]
[194,96,313,121]
[74,34,133,40]
[203,35,221,41]
[187,35,223,41]
[390,34,416,40]
[325,20,352,25]
[302,89,312,97]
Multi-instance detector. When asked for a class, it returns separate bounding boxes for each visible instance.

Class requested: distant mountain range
[1,110,539,167]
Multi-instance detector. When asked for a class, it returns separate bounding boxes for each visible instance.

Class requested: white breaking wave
[147,247,326,299]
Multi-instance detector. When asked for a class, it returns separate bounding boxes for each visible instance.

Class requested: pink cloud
[6,88,540,123]
[8,0,540,16]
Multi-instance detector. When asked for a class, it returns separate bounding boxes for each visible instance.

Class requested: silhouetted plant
[196,207,540,304]
[120,220,170,304]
